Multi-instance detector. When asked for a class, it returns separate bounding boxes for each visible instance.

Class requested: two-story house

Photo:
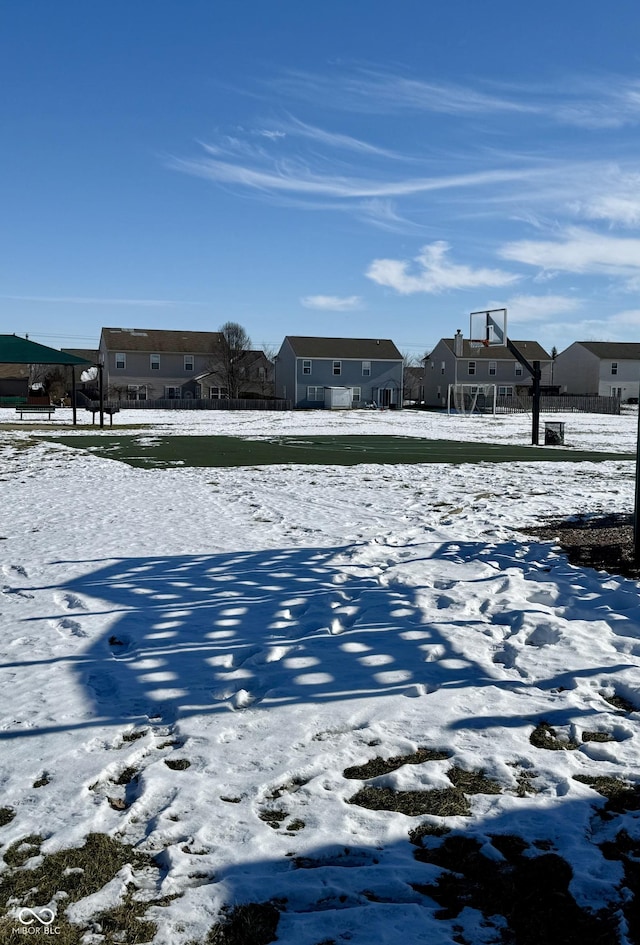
[424,331,553,409]
[553,342,640,402]
[275,336,404,408]
[99,328,273,401]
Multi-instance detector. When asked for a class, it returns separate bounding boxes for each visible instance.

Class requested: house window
[115,353,126,370]
[127,385,146,401]
[611,362,618,375]
[362,360,371,376]
[165,386,181,399]
[441,361,445,375]
[184,355,194,372]
[468,361,476,376]
[208,387,228,399]
[489,360,497,376]
[302,359,312,375]
[333,360,342,376]
[150,354,160,370]
[307,386,324,401]
[498,386,514,397]
[351,387,361,403]
[515,363,523,377]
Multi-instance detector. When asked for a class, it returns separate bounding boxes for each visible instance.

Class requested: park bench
[15,405,56,419]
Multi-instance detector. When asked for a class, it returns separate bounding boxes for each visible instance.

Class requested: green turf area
[48,434,635,468]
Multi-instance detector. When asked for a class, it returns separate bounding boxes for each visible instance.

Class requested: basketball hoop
[470,309,507,348]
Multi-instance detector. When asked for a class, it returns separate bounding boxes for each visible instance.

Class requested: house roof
[284,336,402,360]
[0,334,92,365]
[574,341,640,359]
[100,328,224,354]
[62,348,100,362]
[0,363,30,380]
[441,338,551,360]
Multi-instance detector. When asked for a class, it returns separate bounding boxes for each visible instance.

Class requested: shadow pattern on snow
[50,544,520,725]
[2,538,636,735]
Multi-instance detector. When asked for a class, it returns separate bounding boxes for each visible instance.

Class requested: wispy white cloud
[583,194,640,226]
[502,293,581,323]
[281,116,407,159]
[170,150,538,200]
[271,68,538,117]
[366,242,519,295]
[608,308,640,327]
[256,129,287,140]
[500,226,640,278]
[300,294,363,311]
[354,198,425,234]
[271,68,640,130]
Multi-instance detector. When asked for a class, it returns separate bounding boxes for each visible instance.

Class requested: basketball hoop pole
[506,340,541,446]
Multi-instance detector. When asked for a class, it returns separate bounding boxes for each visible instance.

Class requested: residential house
[553,341,640,402]
[275,336,404,408]
[99,328,273,401]
[424,331,553,408]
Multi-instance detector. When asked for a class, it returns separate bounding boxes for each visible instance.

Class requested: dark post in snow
[71,366,77,426]
[506,340,541,446]
[635,401,640,562]
[98,361,105,430]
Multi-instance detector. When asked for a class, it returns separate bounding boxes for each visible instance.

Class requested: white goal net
[447,383,497,416]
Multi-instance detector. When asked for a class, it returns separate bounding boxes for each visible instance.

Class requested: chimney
[454,329,463,357]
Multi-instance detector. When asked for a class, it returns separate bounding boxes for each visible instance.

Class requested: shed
[324,387,353,409]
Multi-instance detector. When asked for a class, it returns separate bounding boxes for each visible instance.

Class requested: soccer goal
[447,383,497,416]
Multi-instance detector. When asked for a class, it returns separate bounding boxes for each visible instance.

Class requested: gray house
[553,341,640,402]
[99,328,273,401]
[275,336,404,408]
[424,331,553,409]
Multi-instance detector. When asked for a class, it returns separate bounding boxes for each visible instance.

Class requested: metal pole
[634,400,640,562]
[506,340,541,446]
[71,367,77,425]
[99,363,104,429]
[531,360,541,446]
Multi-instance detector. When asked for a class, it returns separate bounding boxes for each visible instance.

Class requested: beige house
[424,332,553,408]
[553,341,640,402]
[99,328,272,401]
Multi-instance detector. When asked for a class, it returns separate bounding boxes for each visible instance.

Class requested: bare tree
[215,321,252,399]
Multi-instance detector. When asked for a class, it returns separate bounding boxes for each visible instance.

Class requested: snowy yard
[1,407,639,944]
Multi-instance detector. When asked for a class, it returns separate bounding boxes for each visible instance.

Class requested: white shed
[324,386,353,409]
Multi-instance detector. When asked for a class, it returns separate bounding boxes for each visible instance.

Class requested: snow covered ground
[1,407,639,943]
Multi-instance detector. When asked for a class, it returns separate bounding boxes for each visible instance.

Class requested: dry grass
[203,902,280,945]
[0,833,159,944]
[343,747,451,780]
[349,786,470,817]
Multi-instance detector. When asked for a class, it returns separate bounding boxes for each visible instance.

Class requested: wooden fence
[102,398,292,411]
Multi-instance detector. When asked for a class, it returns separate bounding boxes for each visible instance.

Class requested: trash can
[544,422,565,445]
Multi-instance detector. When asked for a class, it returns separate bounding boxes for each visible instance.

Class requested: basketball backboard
[469,308,507,348]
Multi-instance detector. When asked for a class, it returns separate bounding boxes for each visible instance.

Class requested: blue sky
[2,1,640,358]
